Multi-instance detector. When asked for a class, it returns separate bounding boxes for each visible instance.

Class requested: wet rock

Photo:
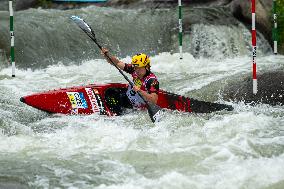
[223,71,284,106]
[103,0,233,8]
[230,0,273,48]
[15,0,37,11]
[0,0,281,54]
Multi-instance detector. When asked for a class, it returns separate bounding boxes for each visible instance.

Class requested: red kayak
[20,83,233,115]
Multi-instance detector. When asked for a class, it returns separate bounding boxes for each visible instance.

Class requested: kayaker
[101,48,159,109]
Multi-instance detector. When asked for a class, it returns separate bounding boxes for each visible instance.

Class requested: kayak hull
[20,83,233,115]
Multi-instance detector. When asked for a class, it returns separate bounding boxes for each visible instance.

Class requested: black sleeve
[123,63,135,74]
[146,78,159,94]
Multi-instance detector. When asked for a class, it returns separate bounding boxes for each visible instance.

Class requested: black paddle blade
[70,16,96,40]
[147,102,164,123]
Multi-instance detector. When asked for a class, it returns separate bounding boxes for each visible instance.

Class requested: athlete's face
[134,66,147,79]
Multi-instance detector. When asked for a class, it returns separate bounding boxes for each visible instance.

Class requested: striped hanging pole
[9,0,15,77]
[273,0,277,54]
[178,0,183,59]
[252,0,257,94]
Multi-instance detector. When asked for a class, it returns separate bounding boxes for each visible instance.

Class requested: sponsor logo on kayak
[67,92,88,109]
[71,108,78,115]
[85,88,100,113]
[93,90,105,114]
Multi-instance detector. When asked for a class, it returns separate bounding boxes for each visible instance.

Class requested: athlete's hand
[132,86,141,93]
[101,48,109,56]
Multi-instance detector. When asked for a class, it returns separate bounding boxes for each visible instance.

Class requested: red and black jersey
[123,63,159,94]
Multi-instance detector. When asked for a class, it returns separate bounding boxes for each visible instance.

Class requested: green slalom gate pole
[178,0,183,59]
[9,0,15,77]
[273,0,277,55]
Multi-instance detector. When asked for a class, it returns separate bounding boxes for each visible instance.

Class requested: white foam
[0,54,283,189]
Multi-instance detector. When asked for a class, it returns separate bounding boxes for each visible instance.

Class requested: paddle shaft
[71,16,162,122]
[86,30,156,112]
[92,39,134,86]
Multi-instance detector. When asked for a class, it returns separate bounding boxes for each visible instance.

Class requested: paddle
[70,15,163,122]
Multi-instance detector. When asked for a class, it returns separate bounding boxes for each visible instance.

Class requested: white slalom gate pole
[178,0,183,59]
[252,0,257,94]
[9,0,15,77]
[273,0,277,54]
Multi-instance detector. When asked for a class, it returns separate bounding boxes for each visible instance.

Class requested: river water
[0,53,284,189]
[0,4,284,189]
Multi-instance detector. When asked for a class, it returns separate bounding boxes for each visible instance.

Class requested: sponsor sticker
[85,88,100,113]
[71,108,79,115]
[94,91,105,113]
[67,92,88,109]
[134,78,142,87]
[153,110,164,122]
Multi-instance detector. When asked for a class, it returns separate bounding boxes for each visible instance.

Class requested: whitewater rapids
[0,53,283,188]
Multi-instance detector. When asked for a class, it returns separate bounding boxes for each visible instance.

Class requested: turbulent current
[0,53,284,189]
[0,5,284,189]
[0,6,272,68]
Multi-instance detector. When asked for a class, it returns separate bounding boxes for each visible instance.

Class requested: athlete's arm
[101,48,125,70]
[132,78,159,104]
[133,86,158,104]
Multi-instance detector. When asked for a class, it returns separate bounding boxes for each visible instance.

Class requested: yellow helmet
[131,53,150,68]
